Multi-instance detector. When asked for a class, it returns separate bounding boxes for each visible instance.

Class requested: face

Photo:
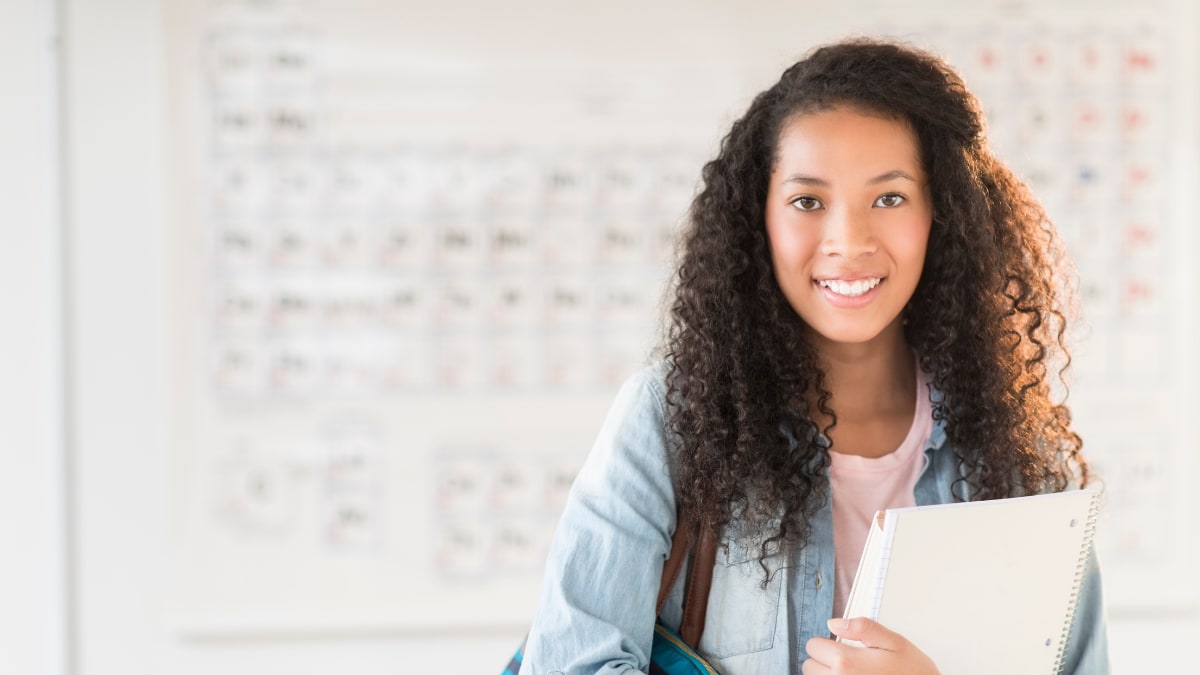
[764,106,933,354]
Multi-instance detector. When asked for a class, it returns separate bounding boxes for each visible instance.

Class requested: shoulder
[590,361,675,466]
[566,360,680,527]
[606,360,671,423]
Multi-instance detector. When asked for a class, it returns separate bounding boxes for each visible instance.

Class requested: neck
[811,322,916,422]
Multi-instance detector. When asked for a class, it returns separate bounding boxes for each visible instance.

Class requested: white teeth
[819,278,881,297]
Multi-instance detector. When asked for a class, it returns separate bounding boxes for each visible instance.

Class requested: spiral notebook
[840,488,1103,675]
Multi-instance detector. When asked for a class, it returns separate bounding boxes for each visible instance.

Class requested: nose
[819,204,877,258]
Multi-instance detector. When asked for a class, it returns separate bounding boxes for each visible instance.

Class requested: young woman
[519,38,1109,674]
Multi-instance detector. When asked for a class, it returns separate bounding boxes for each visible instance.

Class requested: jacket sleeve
[1060,547,1111,674]
[519,368,678,675]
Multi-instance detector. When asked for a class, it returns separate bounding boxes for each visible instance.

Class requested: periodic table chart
[878,8,1199,612]
[166,0,1197,633]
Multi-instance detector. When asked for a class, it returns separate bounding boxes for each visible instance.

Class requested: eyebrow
[781,169,920,187]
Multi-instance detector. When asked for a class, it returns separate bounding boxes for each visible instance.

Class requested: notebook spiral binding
[1050,489,1102,674]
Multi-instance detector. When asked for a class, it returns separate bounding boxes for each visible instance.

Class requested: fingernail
[827,618,848,632]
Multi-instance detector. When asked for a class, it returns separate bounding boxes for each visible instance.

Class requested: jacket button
[815,570,822,590]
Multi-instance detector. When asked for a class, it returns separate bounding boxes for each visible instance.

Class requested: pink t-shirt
[829,369,933,619]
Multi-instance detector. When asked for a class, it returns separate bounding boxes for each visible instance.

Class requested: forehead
[772,107,924,176]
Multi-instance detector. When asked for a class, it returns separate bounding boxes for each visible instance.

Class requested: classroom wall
[0,1,67,674]
[2,0,1197,673]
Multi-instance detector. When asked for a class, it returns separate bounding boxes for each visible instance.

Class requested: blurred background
[2,0,1197,672]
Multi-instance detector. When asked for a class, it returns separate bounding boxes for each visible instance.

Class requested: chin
[806,322,895,348]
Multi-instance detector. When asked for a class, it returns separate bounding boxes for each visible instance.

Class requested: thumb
[827,617,902,650]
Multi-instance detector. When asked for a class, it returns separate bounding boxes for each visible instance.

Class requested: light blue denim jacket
[520,363,1110,674]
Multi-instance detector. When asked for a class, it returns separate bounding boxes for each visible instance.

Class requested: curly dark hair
[660,38,1088,559]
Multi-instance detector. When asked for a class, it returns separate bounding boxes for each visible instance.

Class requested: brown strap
[655,511,694,615]
[680,523,717,647]
[655,510,718,649]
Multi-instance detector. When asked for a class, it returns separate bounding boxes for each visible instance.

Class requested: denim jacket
[520,363,1110,674]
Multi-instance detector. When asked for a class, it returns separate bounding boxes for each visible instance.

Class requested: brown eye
[873,193,905,208]
[791,196,822,212]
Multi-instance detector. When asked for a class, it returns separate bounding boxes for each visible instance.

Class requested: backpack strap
[680,523,716,647]
[656,510,692,615]
[654,510,719,649]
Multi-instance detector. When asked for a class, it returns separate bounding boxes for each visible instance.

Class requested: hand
[802,617,940,675]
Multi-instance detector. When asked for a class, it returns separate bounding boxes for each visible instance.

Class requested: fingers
[808,620,940,675]
[806,635,875,673]
[826,617,902,651]
[800,654,832,675]
[805,636,843,667]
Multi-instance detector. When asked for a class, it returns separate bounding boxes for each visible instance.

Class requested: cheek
[766,220,818,271]
[888,220,932,272]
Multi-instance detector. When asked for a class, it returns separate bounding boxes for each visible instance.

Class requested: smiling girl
[518,39,1109,674]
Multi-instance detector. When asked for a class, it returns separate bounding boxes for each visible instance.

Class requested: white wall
[62,0,170,671]
[0,0,68,673]
[29,0,1200,673]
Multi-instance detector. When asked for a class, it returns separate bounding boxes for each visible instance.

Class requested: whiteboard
[164,0,1198,634]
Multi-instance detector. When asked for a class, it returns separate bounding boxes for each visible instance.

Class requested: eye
[790,196,823,212]
[873,193,905,208]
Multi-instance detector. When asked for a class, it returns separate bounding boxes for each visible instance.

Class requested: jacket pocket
[696,536,787,659]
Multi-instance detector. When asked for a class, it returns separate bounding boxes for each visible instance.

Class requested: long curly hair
[660,38,1088,557]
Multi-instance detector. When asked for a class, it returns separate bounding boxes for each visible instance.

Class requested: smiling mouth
[816,278,883,297]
